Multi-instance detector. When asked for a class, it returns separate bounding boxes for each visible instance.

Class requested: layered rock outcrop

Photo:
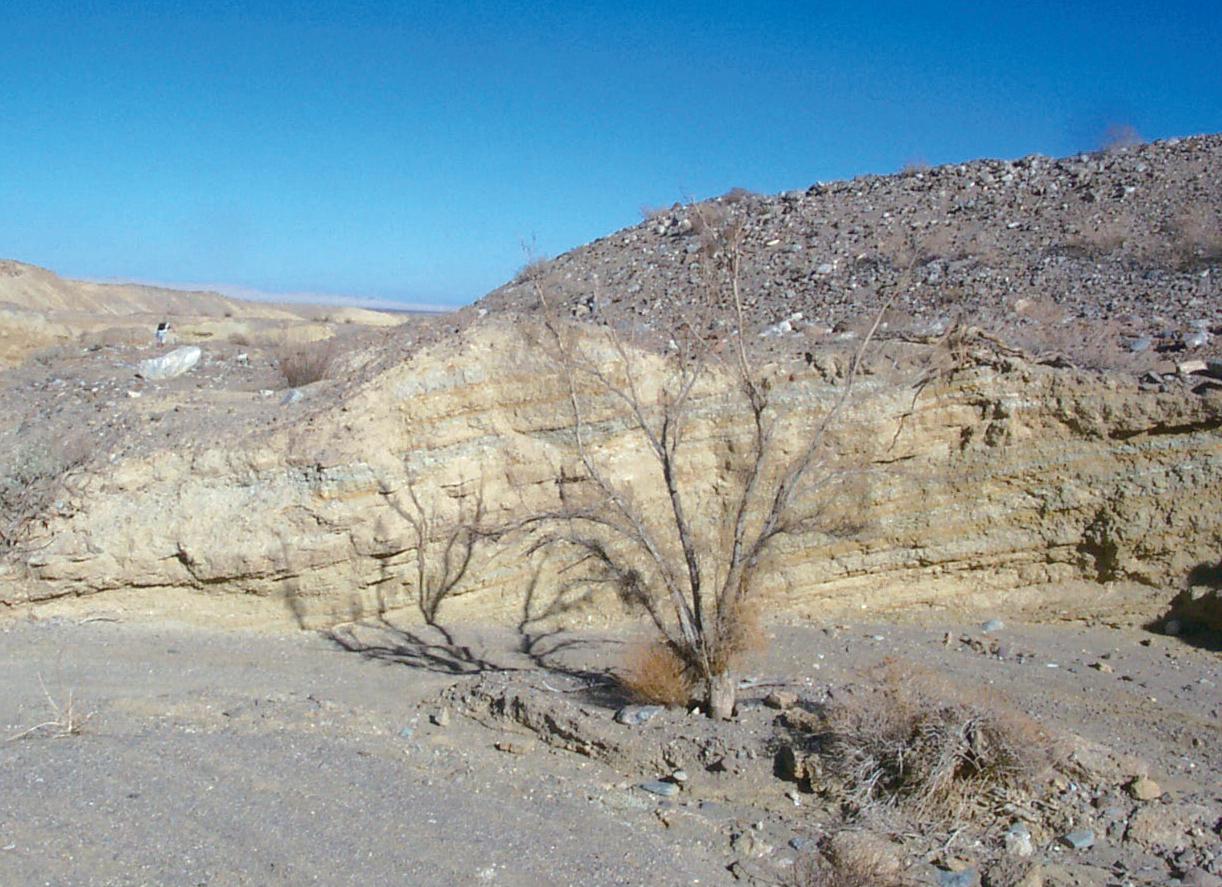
[3,321,1218,628]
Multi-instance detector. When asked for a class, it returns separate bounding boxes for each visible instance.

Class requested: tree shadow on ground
[322,559,629,711]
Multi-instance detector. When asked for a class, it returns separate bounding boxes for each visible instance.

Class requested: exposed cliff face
[4,321,1217,628]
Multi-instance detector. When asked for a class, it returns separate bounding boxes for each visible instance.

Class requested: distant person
[155,321,171,346]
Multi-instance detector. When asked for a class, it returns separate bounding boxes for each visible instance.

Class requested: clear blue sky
[2,1,1219,307]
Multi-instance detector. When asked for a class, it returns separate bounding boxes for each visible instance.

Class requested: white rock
[137,346,201,380]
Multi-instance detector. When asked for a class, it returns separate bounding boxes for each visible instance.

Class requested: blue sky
[1,2,1219,308]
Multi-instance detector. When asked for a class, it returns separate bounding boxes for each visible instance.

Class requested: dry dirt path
[0,619,727,886]
[1,612,1218,886]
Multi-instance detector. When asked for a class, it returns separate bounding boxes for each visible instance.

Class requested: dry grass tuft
[277,339,338,388]
[618,640,695,707]
[816,659,1060,823]
[6,674,94,742]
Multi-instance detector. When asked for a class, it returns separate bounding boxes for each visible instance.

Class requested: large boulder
[138,346,202,380]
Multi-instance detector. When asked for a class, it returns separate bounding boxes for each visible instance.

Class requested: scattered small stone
[982,618,1005,634]
[670,769,688,783]
[789,835,816,852]
[615,705,663,726]
[936,868,978,887]
[986,860,1044,887]
[638,780,679,798]
[494,739,533,755]
[1127,776,1162,800]
[430,708,451,727]
[1090,661,1114,673]
[1005,821,1034,857]
[599,789,650,812]
[730,830,771,857]
[1060,829,1095,850]
[1180,867,1222,887]
[763,690,798,710]
[281,388,303,405]
[1164,618,1183,636]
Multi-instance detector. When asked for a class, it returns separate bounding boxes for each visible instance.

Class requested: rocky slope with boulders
[481,134,1220,367]
[1,137,1220,635]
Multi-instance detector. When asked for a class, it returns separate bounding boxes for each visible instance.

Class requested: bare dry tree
[523,222,902,719]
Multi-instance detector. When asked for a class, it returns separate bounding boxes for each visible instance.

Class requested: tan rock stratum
[4,320,1218,629]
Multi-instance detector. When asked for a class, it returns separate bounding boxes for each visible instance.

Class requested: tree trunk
[706,671,736,720]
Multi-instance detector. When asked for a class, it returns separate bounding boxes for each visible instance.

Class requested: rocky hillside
[481,135,1220,367]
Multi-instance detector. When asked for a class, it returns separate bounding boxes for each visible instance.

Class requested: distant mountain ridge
[0,260,297,319]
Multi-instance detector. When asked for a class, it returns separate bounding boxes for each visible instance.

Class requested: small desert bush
[277,339,337,388]
[816,660,1059,822]
[1060,218,1133,260]
[0,429,92,550]
[1166,206,1222,271]
[513,256,552,285]
[720,186,757,204]
[1099,123,1143,151]
[618,600,764,707]
[792,852,913,887]
[618,640,694,707]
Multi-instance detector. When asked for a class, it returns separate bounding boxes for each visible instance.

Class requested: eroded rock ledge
[2,322,1219,627]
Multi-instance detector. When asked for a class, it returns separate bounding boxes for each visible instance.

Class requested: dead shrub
[1099,123,1143,151]
[228,331,253,347]
[792,846,914,887]
[720,186,757,204]
[618,640,695,707]
[1,427,93,552]
[1061,218,1133,259]
[1166,206,1222,271]
[513,256,552,284]
[277,339,337,387]
[816,660,1059,822]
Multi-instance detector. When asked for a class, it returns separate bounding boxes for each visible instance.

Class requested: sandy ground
[1,606,1218,887]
